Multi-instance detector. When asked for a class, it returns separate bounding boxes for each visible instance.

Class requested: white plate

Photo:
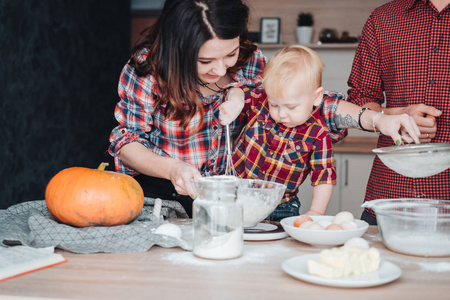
[243,222,289,241]
[280,216,369,246]
[282,254,402,288]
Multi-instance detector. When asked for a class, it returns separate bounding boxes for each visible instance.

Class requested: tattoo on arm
[335,114,359,129]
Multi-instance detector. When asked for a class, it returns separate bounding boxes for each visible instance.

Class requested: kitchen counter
[1,221,449,300]
[333,136,378,154]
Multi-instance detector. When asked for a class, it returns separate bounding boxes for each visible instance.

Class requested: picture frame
[259,17,281,44]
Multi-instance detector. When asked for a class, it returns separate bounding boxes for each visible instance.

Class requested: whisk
[225,124,236,176]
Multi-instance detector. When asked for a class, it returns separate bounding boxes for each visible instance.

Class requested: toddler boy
[220,45,337,221]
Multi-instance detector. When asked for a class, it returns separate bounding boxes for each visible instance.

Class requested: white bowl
[373,143,450,178]
[236,179,286,227]
[280,216,369,246]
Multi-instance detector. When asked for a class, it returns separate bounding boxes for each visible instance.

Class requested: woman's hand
[121,142,202,197]
[168,160,202,198]
[219,88,244,125]
[374,113,421,145]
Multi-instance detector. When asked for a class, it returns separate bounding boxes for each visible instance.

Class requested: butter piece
[308,246,381,279]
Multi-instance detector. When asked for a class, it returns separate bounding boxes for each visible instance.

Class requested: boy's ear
[313,87,324,106]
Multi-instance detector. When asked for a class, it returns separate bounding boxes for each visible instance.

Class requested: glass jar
[192,175,243,259]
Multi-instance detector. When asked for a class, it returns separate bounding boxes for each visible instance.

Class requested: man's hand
[403,104,442,143]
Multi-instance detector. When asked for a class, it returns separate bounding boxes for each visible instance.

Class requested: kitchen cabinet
[298,152,375,218]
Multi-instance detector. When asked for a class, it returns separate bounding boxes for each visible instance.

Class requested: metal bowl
[362,199,450,257]
[372,143,450,177]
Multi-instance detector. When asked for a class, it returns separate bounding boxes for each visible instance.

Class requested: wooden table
[1,222,449,300]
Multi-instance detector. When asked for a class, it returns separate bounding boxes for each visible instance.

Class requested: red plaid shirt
[348,0,450,213]
[109,49,266,176]
[233,88,345,203]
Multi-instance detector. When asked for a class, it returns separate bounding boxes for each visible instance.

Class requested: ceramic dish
[282,254,402,288]
[280,216,369,246]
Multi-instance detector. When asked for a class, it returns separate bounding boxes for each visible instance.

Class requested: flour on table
[387,257,450,273]
[162,243,292,267]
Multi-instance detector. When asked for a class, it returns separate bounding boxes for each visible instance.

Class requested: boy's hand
[219,88,245,125]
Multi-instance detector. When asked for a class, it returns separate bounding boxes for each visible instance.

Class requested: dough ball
[316,220,332,229]
[307,222,324,230]
[299,220,314,229]
[154,223,182,239]
[341,220,358,230]
[326,224,343,230]
[333,211,355,225]
[344,237,370,250]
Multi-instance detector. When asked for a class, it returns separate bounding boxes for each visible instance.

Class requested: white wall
[247,0,390,45]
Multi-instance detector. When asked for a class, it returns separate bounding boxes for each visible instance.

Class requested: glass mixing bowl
[236,179,286,227]
[362,199,450,257]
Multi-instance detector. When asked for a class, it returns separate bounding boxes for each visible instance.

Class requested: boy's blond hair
[263,45,324,98]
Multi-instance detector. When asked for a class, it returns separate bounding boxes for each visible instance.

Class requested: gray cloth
[0,199,193,253]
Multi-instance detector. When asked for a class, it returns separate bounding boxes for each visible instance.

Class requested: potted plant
[296,13,314,44]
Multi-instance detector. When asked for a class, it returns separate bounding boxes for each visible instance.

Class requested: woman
[109,0,419,217]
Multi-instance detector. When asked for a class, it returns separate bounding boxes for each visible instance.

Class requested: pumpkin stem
[98,162,109,171]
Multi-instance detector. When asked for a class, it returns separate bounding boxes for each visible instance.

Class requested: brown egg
[326,223,343,230]
[308,222,325,230]
[333,211,354,225]
[341,220,358,230]
[293,215,313,227]
[299,220,314,229]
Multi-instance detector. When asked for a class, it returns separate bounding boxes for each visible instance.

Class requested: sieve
[372,143,450,178]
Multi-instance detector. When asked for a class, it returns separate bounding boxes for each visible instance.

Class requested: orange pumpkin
[45,163,144,227]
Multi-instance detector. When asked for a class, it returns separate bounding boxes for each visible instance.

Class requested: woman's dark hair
[130,0,256,129]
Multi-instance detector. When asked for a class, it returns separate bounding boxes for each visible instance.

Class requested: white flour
[163,242,292,266]
[416,261,450,272]
[387,257,450,273]
[193,228,243,260]
[240,197,275,227]
[384,233,450,257]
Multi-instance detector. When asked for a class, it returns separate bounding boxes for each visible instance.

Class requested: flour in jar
[193,227,243,260]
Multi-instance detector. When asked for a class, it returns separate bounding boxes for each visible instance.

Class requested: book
[0,245,67,282]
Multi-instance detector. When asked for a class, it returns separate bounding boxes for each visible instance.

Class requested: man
[347,0,450,224]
